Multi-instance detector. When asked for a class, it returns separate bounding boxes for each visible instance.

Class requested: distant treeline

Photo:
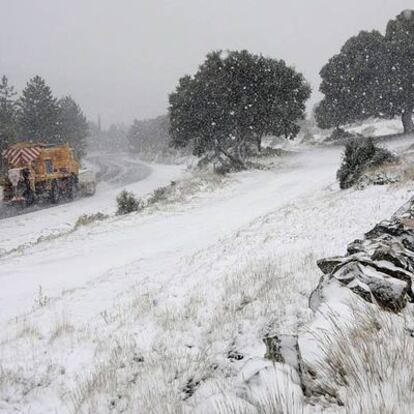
[0,75,88,160]
[87,122,128,153]
[127,115,189,163]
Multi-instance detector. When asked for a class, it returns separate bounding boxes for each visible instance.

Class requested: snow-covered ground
[310,118,404,143]
[1,136,414,413]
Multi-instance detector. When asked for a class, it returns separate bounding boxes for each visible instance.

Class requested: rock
[357,237,414,270]
[193,393,258,414]
[347,279,374,303]
[332,261,362,284]
[308,278,324,312]
[392,195,414,219]
[356,172,400,190]
[317,257,344,275]
[312,197,414,313]
[347,239,365,254]
[365,219,406,239]
[356,264,409,312]
[318,256,411,312]
[264,334,299,368]
[263,334,307,394]
[236,358,304,411]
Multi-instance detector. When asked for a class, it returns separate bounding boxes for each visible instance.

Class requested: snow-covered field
[1,137,414,413]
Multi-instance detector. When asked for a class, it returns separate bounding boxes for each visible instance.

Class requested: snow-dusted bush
[114,172,225,219]
[337,138,397,189]
[147,185,169,205]
[325,127,359,142]
[116,190,141,215]
[141,173,226,211]
[75,212,108,228]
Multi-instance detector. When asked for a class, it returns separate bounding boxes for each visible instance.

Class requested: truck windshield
[44,159,53,173]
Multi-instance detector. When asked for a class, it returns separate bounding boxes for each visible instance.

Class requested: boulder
[263,333,307,394]
[313,197,414,313]
[317,257,344,275]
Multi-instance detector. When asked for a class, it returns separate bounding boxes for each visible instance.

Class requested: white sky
[0,0,412,126]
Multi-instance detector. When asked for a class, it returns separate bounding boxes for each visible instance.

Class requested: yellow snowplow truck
[0,143,96,206]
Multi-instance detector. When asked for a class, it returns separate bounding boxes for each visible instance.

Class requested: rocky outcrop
[310,196,414,313]
[355,171,400,190]
[260,197,414,408]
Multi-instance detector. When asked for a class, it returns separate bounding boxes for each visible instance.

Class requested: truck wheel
[24,189,35,206]
[50,181,60,204]
[67,176,79,200]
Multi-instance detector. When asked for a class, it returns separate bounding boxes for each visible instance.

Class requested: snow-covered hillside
[1,137,414,413]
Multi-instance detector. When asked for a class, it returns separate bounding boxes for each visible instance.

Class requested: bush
[147,186,169,205]
[75,212,108,228]
[116,190,141,215]
[337,138,397,189]
[325,127,361,142]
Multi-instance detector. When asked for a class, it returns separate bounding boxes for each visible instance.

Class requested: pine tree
[17,75,60,142]
[0,75,17,171]
[58,96,89,157]
[0,76,17,149]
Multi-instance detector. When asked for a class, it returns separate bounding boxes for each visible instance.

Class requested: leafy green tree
[0,75,18,167]
[58,96,89,157]
[169,50,310,168]
[384,10,414,133]
[316,31,387,130]
[17,75,60,142]
[316,10,414,134]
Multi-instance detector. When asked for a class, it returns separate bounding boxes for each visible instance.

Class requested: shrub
[147,186,169,205]
[116,190,140,215]
[337,138,397,189]
[75,212,108,228]
[326,127,358,142]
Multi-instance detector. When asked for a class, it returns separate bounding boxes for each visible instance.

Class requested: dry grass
[74,212,109,228]
[49,315,75,342]
[62,254,315,414]
[143,170,227,211]
[311,303,414,413]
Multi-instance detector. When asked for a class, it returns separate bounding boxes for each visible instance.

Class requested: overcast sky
[0,0,413,126]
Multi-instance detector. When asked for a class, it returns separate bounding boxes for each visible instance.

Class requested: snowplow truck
[0,143,96,206]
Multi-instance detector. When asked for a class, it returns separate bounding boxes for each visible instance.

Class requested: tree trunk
[218,147,246,170]
[257,137,261,152]
[402,110,414,134]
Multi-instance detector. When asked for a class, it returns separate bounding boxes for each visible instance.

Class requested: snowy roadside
[1,139,414,413]
[0,155,184,254]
